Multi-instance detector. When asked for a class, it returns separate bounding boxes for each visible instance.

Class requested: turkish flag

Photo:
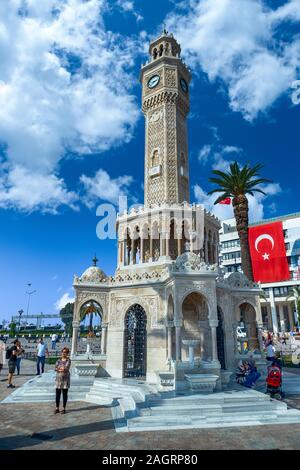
[218,197,231,205]
[249,221,290,283]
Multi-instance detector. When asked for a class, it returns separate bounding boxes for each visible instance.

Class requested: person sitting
[244,358,261,388]
[236,360,261,389]
[236,360,248,386]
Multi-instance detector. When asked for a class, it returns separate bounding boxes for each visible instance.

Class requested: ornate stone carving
[149,110,163,123]
[77,292,107,303]
[165,68,176,87]
[109,294,161,329]
[221,272,257,289]
[174,252,218,273]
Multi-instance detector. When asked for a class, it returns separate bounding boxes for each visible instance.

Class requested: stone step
[91,379,152,396]
[139,400,286,417]
[21,385,91,393]
[87,386,144,401]
[127,408,300,432]
[4,391,89,402]
[128,411,272,429]
[91,383,146,397]
[147,394,270,407]
[84,393,114,405]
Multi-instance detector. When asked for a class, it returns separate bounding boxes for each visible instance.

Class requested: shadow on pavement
[0,417,116,450]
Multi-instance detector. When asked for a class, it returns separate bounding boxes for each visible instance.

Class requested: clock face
[180,78,188,93]
[148,74,160,89]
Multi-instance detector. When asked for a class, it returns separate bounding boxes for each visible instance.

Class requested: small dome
[80,266,107,283]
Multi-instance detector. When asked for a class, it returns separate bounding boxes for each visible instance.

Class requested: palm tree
[287,286,300,325]
[208,162,272,281]
[80,302,101,333]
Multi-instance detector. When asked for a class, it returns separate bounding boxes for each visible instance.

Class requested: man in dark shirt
[7,340,18,388]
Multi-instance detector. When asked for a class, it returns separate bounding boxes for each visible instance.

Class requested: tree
[9,322,17,338]
[59,302,74,335]
[208,162,272,281]
[80,302,102,332]
[287,286,300,325]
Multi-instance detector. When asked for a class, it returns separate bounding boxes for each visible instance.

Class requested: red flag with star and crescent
[248,221,290,283]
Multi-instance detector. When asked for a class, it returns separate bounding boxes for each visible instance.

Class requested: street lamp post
[26,284,37,317]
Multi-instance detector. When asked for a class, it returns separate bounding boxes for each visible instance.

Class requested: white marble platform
[1,371,94,404]
[3,369,300,433]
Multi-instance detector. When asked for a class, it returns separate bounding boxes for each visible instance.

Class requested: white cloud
[116,0,143,21]
[0,0,139,213]
[166,0,300,120]
[270,0,300,23]
[80,168,133,207]
[55,290,75,311]
[198,128,243,170]
[194,182,282,222]
[118,1,134,11]
[198,144,211,163]
[222,146,241,154]
[0,165,78,214]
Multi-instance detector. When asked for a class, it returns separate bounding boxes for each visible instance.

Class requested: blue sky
[0,0,299,322]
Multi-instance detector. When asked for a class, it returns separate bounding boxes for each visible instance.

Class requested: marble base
[220,370,233,387]
[184,374,219,393]
[155,371,174,389]
[74,363,99,377]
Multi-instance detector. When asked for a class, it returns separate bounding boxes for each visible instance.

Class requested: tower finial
[92,254,98,266]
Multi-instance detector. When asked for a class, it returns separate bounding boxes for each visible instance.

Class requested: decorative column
[159,232,164,258]
[165,233,170,259]
[129,244,134,265]
[140,235,144,264]
[269,287,279,333]
[149,236,153,261]
[205,240,208,263]
[101,324,108,355]
[189,231,196,253]
[209,319,219,363]
[215,242,219,265]
[256,322,264,352]
[118,241,123,266]
[166,321,173,361]
[174,321,182,361]
[177,236,182,256]
[288,303,295,330]
[279,305,286,333]
[121,240,125,266]
[122,239,127,265]
[71,320,80,357]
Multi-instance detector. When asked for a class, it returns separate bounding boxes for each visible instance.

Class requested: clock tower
[140,30,191,207]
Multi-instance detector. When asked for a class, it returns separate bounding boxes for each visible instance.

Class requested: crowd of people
[235,330,289,397]
[262,328,299,350]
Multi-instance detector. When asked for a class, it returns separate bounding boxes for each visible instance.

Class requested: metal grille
[217,308,226,370]
[123,304,147,378]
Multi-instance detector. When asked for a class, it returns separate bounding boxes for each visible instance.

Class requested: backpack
[266,365,282,388]
[6,347,12,360]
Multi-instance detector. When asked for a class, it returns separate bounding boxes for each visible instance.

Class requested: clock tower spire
[140,31,191,207]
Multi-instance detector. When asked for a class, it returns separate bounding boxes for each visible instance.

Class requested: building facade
[219,214,300,333]
[71,32,264,390]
